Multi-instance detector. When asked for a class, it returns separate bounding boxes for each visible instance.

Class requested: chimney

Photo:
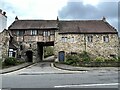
[3,11,6,16]
[57,16,59,21]
[15,16,19,21]
[102,16,106,22]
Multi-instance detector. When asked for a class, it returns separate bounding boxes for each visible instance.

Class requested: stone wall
[0,30,10,61]
[54,32,119,61]
[86,34,118,58]
[118,37,120,57]
[10,29,56,62]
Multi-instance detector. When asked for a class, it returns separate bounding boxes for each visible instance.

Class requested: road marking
[54,83,119,88]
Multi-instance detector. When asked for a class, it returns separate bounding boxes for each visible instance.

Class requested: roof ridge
[17,19,57,21]
[59,20,102,22]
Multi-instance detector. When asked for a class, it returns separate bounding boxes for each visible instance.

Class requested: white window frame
[9,49,13,57]
[43,31,50,36]
[103,36,109,42]
[61,37,67,42]
[31,30,37,35]
[87,35,93,42]
[70,37,74,42]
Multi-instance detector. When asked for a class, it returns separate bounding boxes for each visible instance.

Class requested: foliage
[79,51,91,62]
[65,54,79,65]
[4,57,17,66]
[94,57,105,62]
[44,46,54,58]
[118,57,120,62]
[64,51,120,67]
[0,59,2,69]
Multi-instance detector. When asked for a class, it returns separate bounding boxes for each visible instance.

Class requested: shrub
[4,57,17,66]
[65,54,79,65]
[118,57,120,62]
[79,51,91,62]
[94,57,104,62]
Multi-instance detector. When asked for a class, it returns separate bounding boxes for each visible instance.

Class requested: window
[31,30,37,35]
[17,30,24,36]
[61,37,67,42]
[70,37,74,42]
[9,49,13,57]
[87,36,93,42]
[110,54,116,58]
[9,52,13,57]
[61,37,64,42]
[43,31,50,36]
[103,36,109,42]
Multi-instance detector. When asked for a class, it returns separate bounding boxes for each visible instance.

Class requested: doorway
[59,51,65,62]
[26,51,33,62]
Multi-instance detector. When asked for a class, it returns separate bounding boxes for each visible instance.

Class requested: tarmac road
[1,62,119,89]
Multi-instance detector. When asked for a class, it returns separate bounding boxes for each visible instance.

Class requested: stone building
[8,17,119,62]
[0,9,7,32]
[0,9,9,61]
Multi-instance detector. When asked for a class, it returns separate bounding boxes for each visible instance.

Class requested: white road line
[54,83,119,88]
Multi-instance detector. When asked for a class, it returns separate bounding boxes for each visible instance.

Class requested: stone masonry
[54,33,119,61]
[8,17,119,62]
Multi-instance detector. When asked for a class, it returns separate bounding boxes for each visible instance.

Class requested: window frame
[43,31,50,36]
[31,30,37,36]
[61,37,67,42]
[87,35,93,42]
[103,36,109,43]
[17,30,24,36]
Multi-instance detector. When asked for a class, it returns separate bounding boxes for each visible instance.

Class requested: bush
[65,54,79,65]
[118,57,120,62]
[4,57,17,66]
[79,51,91,62]
[94,57,104,62]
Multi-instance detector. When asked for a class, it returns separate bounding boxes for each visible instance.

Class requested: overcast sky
[0,0,119,34]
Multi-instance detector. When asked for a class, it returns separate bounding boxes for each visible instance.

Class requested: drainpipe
[84,34,87,52]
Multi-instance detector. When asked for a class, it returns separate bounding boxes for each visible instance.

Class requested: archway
[26,50,33,62]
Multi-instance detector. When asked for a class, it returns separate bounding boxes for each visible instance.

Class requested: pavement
[53,63,119,71]
[0,62,34,74]
[0,56,54,74]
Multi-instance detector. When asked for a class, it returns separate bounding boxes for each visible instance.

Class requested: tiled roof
[9,20,58,29]
[9,19,117,34]
[59,20,117,34]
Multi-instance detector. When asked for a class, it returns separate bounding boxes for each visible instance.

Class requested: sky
[0,0,119,35]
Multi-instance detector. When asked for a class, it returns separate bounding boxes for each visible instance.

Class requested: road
[1,61,119,89]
